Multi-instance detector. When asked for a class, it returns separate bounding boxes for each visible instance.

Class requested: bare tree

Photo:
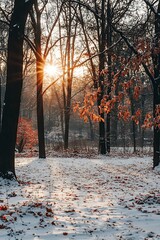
[25,0,63,158]
[58,0,80,149]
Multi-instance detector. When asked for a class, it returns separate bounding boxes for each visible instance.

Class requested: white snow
[0,156,160,239]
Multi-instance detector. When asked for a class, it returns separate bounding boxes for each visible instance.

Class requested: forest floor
[0,155,160,240]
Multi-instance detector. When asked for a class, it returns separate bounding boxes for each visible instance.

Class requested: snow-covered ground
[0,156,160,240]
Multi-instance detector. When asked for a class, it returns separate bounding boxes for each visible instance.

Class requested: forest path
[46,157,160,239]
[0,156,160,240]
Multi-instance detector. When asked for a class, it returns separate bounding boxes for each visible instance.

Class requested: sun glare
[44,63,60,78]
[44,63,87,86]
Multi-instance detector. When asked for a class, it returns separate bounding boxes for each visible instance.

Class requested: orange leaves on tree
[142,106,160,129]
[154,104,160,129]
[73,91,100,122]
[117,92,124,102]
[90,113,104,122]
[118,103,142,125]
[142,113,153,129]
[16,118,38,153]
[80,110,88,122]
[118,105,131,121]
[135,108,141,117]
[73,102,79,113]
[132,38,153,70]
[133,86,141,100]
[83,92,97,107]
[121,79,133,92]
[100,96,117,114]
[131,109,141,125]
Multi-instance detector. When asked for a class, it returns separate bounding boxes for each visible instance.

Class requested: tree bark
[0,0,34,177]
[106,0,112,154]
[0,71,1,129]
[152,1,160,167]
[36,61,46,158]
[98,0,106,155]
[59,1,77,150]
[30,0,46,158]
[153,88,160,167]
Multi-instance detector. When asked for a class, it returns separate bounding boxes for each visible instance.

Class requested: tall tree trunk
[88,116,95,140]
[0,70,1,129]
[152,2,160,167]
[140,94,145,150]
[106,0,112,153]
[98,0,106,155]
[153,92,160,167]
[132,117,136,153]
[36,60,46,158]
[54,88,64,140]
[60,0,77,150]
[64,2,72,150]
[130,91,136,153]
[30,1,46,158]
[0,0,34,177]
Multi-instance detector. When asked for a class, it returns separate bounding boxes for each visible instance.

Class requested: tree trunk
[153,89,160,167]
[98,0,106,155]
[61,1,76,150]
[140,94,145,150]
[88,116,95,140]
[0,0,34,177]
[152,2,160,167]
[0,71,1,129]
[130,94,136,153]
[132,120,136,153]
[36,62,46,158]
[64,108,70,149]
[64,48,72,150]
[31,1,46,159]
[54,88,64,140]
[106,0,112,154]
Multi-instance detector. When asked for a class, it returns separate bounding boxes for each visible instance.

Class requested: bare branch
[70,0,101,19]
[73,37,122,69]
[0,7,11,23]
[43,2,64,58]
[24,35,44,63]
[143,0,157,14]
[112,25,155,87]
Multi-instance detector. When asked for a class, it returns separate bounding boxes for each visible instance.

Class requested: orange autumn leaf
[133,86,141,100]
[142,113,153,128]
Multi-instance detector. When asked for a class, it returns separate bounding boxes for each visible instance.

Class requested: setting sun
[44,63,61,78]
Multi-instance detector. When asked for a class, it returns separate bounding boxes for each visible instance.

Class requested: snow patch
[0,156,160,239]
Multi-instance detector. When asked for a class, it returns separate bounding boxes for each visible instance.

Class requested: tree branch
[112,25,155,87]
[143,0,157,14]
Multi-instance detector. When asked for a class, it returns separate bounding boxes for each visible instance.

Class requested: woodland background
[0,0,160,176]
